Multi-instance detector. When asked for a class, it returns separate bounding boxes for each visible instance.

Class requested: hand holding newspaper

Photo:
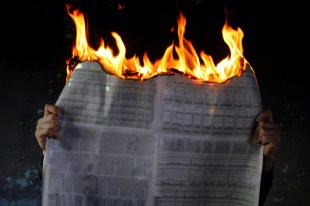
[43,61,263,206]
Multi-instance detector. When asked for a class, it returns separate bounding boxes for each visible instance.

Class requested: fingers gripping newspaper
[43,61,263,206]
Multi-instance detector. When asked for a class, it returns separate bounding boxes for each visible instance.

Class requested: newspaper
[43,61,263,206]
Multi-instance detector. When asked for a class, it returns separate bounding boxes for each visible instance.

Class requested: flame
[66,4,247,83]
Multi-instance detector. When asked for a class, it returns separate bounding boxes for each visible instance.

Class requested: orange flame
[66,4,247,83]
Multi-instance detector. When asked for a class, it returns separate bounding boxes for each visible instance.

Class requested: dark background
[0,0,308,205]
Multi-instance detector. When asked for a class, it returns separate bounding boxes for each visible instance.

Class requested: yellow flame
[66,5,247,83]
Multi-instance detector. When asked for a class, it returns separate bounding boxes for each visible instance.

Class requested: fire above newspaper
[42,4,265,206]
[65,4,247,84]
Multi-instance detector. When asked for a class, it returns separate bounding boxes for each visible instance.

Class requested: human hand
[35,104,62,152]
[254,109,281,171]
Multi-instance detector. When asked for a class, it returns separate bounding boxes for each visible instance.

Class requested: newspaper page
[42,61,263,206]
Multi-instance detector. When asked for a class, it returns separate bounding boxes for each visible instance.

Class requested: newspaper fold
[43,61,263,206]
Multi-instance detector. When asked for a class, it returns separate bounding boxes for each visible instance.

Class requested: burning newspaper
[43,61,263,206]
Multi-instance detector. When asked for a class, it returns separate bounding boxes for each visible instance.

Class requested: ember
[66,4,247,83]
